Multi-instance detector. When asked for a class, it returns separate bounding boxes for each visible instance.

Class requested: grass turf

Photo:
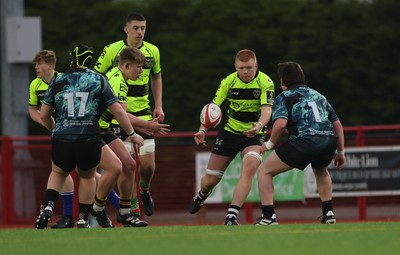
[1,222,399,255]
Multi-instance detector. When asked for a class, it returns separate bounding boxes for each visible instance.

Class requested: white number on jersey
[307,101,322,122]
[64,92,89,117]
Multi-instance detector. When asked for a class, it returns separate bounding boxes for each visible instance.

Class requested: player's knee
[109,160,123,175]
[122,158,136,174]
[243,151,262,164]
[139,139,155,155]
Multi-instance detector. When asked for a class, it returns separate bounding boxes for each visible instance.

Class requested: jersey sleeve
[271,95,288,122]
[260,75,275,106]
[327,101,339,123]
[42,82,55,106]
[212,75,231,106]
[28,79,39,107]
[151,46,161,75]
[94,44,114,75]
[101,76,119,108]
[107,70,128,104]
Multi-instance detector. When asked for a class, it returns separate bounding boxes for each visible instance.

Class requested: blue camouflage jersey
[272,84,338,140]
[43,68,118,142]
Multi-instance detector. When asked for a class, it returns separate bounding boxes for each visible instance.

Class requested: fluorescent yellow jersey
[99,66,128,129]
[29,72,59,107]
[94,40,161,121]
[212,71,275,134]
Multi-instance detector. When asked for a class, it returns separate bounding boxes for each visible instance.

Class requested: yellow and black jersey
[94,40,161,120]
[212,71,275,134]
[28,72,60,107]
[99,66,129,129]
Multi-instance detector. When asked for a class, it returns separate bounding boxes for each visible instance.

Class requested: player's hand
[334,154,345,170]
[128,134,144,148]
[153,107,165,122]
[260,140,274,154]
[147,116,171,134]
[134,126,153,136]
[194,130,206,146]
[260,143,269,154]
[243,122,263,138]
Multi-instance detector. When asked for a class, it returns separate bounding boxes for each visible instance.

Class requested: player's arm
[332,119,345,170]
[28,106,42,125]
[243,105,272,138]
[151,73,164,122]
[261,117,287,153]
[128,113,170,134]
[39,104,55,131]
[108,102,143,147]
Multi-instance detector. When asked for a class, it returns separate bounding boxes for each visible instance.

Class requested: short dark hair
[126,13,146,23]
[277,61,305,87]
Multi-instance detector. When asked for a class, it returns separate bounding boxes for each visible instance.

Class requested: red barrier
[1,125,400,225]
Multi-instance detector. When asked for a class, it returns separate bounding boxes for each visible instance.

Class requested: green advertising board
[195,152,304,203]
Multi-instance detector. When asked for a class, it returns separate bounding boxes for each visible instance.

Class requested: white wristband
[128,130,135,136]
[336,150,345,155]
[256,122,263,130]
[264,140,275,150]
[199,128,207,134]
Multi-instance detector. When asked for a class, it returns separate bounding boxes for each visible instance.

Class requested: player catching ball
[190,49,275,225]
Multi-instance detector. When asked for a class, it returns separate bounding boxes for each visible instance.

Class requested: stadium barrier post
[1,137,15,225]
[356,126,367,221]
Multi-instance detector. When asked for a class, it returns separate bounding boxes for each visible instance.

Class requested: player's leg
[35,140,74,229]
[109,138,147,227]
[51,174,75,229]
[124,141,141,217]
[138,139,156,216]
[76,167,96,228]
[94,171,120,210]
[189,153,232,214]
[313,167,336,224]
[73,137,103,228]
[92,145,122,228]
[312,137,337,224]
[225,146,262,225]
[256,150,291,225]
[35,163,71,229]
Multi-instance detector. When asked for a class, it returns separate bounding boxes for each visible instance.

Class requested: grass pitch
[1,222,399,255]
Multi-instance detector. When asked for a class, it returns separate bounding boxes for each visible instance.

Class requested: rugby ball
[200,103,222,129]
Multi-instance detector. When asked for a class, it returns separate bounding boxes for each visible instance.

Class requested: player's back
[44,68,117,141]
[277,85,336,138]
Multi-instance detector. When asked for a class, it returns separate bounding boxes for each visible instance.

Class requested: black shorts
[52,137,104,172]
[100,127,119,144]
[275,136,338,170]
[212,129,262,158]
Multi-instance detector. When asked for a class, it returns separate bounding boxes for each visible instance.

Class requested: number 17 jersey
[42,68,118,142]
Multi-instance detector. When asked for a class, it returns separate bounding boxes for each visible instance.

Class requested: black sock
[226,205,241,219]
[119,199,131,215]
[322,200,333,215]
[94,195,107,208]
[78,203,92,221]
[261,205,275,219]
[44,189,60,208]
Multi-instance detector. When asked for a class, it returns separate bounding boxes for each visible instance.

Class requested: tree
[25,0,400,134]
